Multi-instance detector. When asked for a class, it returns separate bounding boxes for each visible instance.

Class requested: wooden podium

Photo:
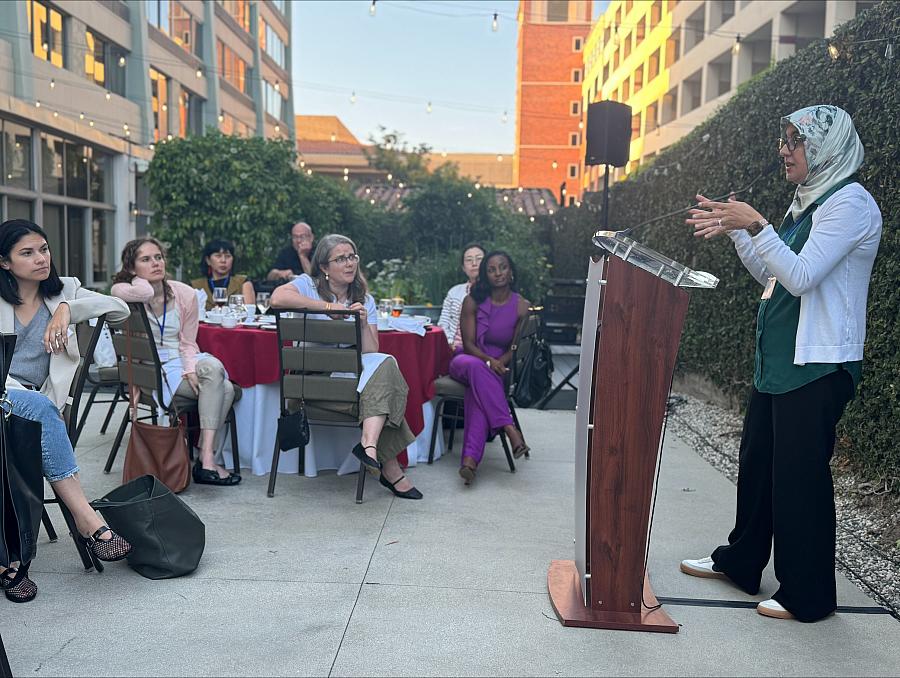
[548,231,718,634]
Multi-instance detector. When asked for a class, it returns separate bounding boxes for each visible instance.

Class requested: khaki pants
[172,356,234,431]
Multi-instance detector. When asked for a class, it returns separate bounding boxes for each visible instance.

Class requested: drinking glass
[212,287,228,307]
[228,294,246,320]
[390,297,404,318]
[378,298,391,321]
[256,292,271,315]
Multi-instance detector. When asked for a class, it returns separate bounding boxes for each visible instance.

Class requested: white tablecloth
[220,382,445,477]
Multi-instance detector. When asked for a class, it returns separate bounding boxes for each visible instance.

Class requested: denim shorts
[7,388,79,482]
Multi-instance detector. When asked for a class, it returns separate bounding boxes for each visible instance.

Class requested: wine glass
[212,287,228,308]
[378,298,391,321]
[256,292,271,315]
[228,294,245,320]
[391,297,404,318]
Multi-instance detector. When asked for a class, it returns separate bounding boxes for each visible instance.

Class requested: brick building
[514,0,592,204]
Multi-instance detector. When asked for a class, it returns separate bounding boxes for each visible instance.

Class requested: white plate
[257,315,277,324]
[413,315,433,326]
[260,324,278,330]
[204,316,223,325]
[242,321,261,328]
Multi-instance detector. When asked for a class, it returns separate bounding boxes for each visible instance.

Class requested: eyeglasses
[327,253,360,265]
[777,133,806,152]
[292,235,313,242]
[463,256,484,265]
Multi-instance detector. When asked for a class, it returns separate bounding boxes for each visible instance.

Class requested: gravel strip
[666,391,900,618]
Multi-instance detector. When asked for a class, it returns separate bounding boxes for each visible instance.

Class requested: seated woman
[111,237,240,487]
[0,219,133,603]
[449,250,530,485]
[191,239,255,312]
[438,243,484,349]
[270,234,422,500]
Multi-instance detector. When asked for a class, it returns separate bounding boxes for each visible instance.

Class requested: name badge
[761,276,777,300]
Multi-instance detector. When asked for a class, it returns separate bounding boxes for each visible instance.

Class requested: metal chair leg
[75,383,101,441]
[427,398,446,464]
[104,409,129,473]
[41,508,58,543]
[267,434,282,497]
[0,629,13,678]
[99,387,122,434]
[57,499,101,572]
[355,461,366,504]
[228,408,240,474]
[507,401,529,458]
[448,412,457,452]
[499,432,516,473]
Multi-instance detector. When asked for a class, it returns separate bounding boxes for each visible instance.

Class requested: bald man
[267,221,314,281]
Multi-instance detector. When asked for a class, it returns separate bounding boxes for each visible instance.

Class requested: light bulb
[125,129,131,136]
[497,154,503,162]
[89,120,95,127]
[398,182,405,188]
[370,199,375,205]
[196,68,203,78]
[274,81,280,92]
[828,42,840,61]
[467,192,473,198]
[162,103,168,112]
[79,112,84,120]
[306,169,312,175]
[343,175,349,182]
[387,173,393,181]
[275,124,280,133]
[167,134,173,141]
[492,13,498,32]
[118,55,126,67]
[218,111,225,123]
[501,110,508,123]
[441,151,447,158]
[350,91,357,104]
[330,132,336,142]
[426,101,432,114]
[529,216,535,222]
[106,91,111,101]
[53,110,59,118]
[474,182,481,189]
[123,123,129,131]
[149,143,155,151]
[548,209,554,215]
[35,100,41,108]
[300,161,306,168]
[49,78,55,89]
[369,0,376,16]
[732,35,741,55]
[552,160,558,169]
[343,167,349,174]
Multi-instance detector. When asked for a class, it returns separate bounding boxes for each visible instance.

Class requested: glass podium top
[592,230,719,289]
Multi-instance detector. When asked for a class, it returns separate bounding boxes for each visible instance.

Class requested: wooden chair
[427,310,542,468]
[102,303,241,476]
[267,309,369,502]
[41,315,109,572]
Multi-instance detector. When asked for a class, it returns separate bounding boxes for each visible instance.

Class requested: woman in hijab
[679,105,883,622]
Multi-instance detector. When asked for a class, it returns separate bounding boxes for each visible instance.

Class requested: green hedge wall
[546,1,899,481]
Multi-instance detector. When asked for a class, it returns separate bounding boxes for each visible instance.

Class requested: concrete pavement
[5,404,899,676]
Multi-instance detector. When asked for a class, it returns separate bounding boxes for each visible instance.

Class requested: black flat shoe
[80,526,132,562]
[2,566,37,603]
[352,443,382,473]
[379,474,423,500]
[193,461,242,486]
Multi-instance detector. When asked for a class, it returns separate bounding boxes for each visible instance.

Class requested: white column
[825,1,857,37]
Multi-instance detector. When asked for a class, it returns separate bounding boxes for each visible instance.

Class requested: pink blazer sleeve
[110,277,154,302]
[174,282,200,375]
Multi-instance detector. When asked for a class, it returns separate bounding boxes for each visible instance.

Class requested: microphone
[615,159,782,238]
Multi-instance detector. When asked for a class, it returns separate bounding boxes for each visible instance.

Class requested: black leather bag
[0,334,44,570]
[91,475,205,579]
[512,338,554,408]
[277,314,311,451]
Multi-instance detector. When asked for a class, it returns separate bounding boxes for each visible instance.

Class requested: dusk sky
[292,0,521,154]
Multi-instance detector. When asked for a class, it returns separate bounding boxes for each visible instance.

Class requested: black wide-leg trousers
[711,369,854,622]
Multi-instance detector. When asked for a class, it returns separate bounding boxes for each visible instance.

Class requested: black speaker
[585,101,632,168]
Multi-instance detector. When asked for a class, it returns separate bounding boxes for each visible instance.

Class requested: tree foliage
[364,127,434,183]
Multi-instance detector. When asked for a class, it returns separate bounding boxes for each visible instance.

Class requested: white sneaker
[680,556,728,579]
[757,599,794,619]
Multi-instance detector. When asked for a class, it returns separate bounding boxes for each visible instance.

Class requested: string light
[118,55,126,67]
[274,80,280,92]
[733,34,741,55]
[161,103,167,112]
[426,101,432,114]
[79,111,84,120]
[387,173,393,181]
[343,167,349,175]
[300,160,306,168]
[828,41,840,60]
[149,143,155,151]
[218,110,225,123]
[330,132,336,142]
[501,110,508,123]
[195,67,203,78]
[49,78,55,89]
[166,133,173,141]
[53,110,59,118]
[474,182,481,189]
[369,0,376,17]
[497,154,503,162]
[34,100,41,108]
[105,90,111,101]
[306,168,313,175]
[89,120,94,127]
[551,160,558,169]
[274,124,280,133]
[350,91,357,104]
[492,12,498,32]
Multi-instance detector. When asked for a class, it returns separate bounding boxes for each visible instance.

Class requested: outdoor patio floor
[6,403,900,676]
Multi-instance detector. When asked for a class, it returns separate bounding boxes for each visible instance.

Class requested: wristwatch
[485,359,491,368]
[746,220,770,236]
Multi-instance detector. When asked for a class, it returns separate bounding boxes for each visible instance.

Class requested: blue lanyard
[153,297,167,343]
[209,275,229,291]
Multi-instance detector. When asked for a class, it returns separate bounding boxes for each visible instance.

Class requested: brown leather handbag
[121,323,190,493]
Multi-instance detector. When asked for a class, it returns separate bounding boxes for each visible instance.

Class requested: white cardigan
[1,277,130,411]
[728,182,882,365]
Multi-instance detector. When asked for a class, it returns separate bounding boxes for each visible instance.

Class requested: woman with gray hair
[680,105,882,622]
[270,234,422,500]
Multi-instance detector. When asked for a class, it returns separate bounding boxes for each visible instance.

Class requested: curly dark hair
[470,250,517,304]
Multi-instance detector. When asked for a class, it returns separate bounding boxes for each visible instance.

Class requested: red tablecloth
[197,323,453,437]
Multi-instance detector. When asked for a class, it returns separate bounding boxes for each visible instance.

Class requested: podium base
[548,560,679,633]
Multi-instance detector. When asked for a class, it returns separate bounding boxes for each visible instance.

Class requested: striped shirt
[437,282,470,348]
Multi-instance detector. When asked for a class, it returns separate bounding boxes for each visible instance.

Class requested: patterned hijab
[781,105,864,219]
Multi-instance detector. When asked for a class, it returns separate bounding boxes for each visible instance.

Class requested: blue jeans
[7,389,79,482]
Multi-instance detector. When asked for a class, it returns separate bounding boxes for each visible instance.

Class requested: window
[650,0,662,29]
[666,31,681,67]
[623,76,631,100]
[92,210,112,283]
[661,86,678,125]
[624,31,632,58]
[636,16,645,42]
[41,133,64,195]
[84,30,127,95]
[27,0,64,68]
[633,64,643,93]
[4,199,33,222]
[259,18,287,69]
[631,113,642,140]
[271,0,286,12]
[648,48,661,81]
[614,49,620,71]
[572,69,582,83]
[569,132,580,146]
[2,120,33,190]
[170,2,198,55]
[221,112,251,137]
[149,68,169,142]
[217,40,249,95]
[146,0,170,33]
[264,80,285,120]
[603,62,610,83]
[218,0,250,31]
[178,89,203,138]
[571,100,581,116]
[645,102,658,133]
[568,164,579,179]
[546,0,568,22]
[573,37,583,52]
[90,150,111,203]
[65,142,89,199]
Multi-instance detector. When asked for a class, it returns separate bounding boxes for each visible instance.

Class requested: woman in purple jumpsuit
[449,251,530,485]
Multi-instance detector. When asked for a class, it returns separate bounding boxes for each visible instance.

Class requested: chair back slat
[510,311,542,391]
[110,333,157,362]
[277,314,359,345]
[107,302,166,407]
[282,346,359,373]
[116,362,158,391]
[283,374,359,402]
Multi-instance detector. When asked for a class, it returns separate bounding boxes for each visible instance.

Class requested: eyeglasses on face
[292,234,313,242]
[327,253,360,265]
[464,256,484,265]
[777,133,806,152]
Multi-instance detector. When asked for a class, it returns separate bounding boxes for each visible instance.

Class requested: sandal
[512,443,530,459]
[2,566,37,603]
[379,474,423,500]
[459,459,477,485]
[80,526,133,562]
[193,461,242,486]
[352,444,382,474]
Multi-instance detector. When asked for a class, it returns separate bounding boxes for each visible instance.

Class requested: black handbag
[277,314,310,451]
[91,475,205,579]
[512,337,554,408]
[0,334,44,571]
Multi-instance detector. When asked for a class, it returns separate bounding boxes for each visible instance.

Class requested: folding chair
[75,319,125,441]
[102,303,240,477]
[267,309,369,502]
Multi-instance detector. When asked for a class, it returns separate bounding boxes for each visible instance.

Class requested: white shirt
[438,282,469,347]
[728,182,882,365]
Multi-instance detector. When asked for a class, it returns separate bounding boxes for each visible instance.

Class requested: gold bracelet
[324,302,332,312]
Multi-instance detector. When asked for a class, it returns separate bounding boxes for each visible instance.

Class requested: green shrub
[544,1,900,481]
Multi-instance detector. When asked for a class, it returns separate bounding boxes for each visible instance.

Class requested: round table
[197,323,453,476]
